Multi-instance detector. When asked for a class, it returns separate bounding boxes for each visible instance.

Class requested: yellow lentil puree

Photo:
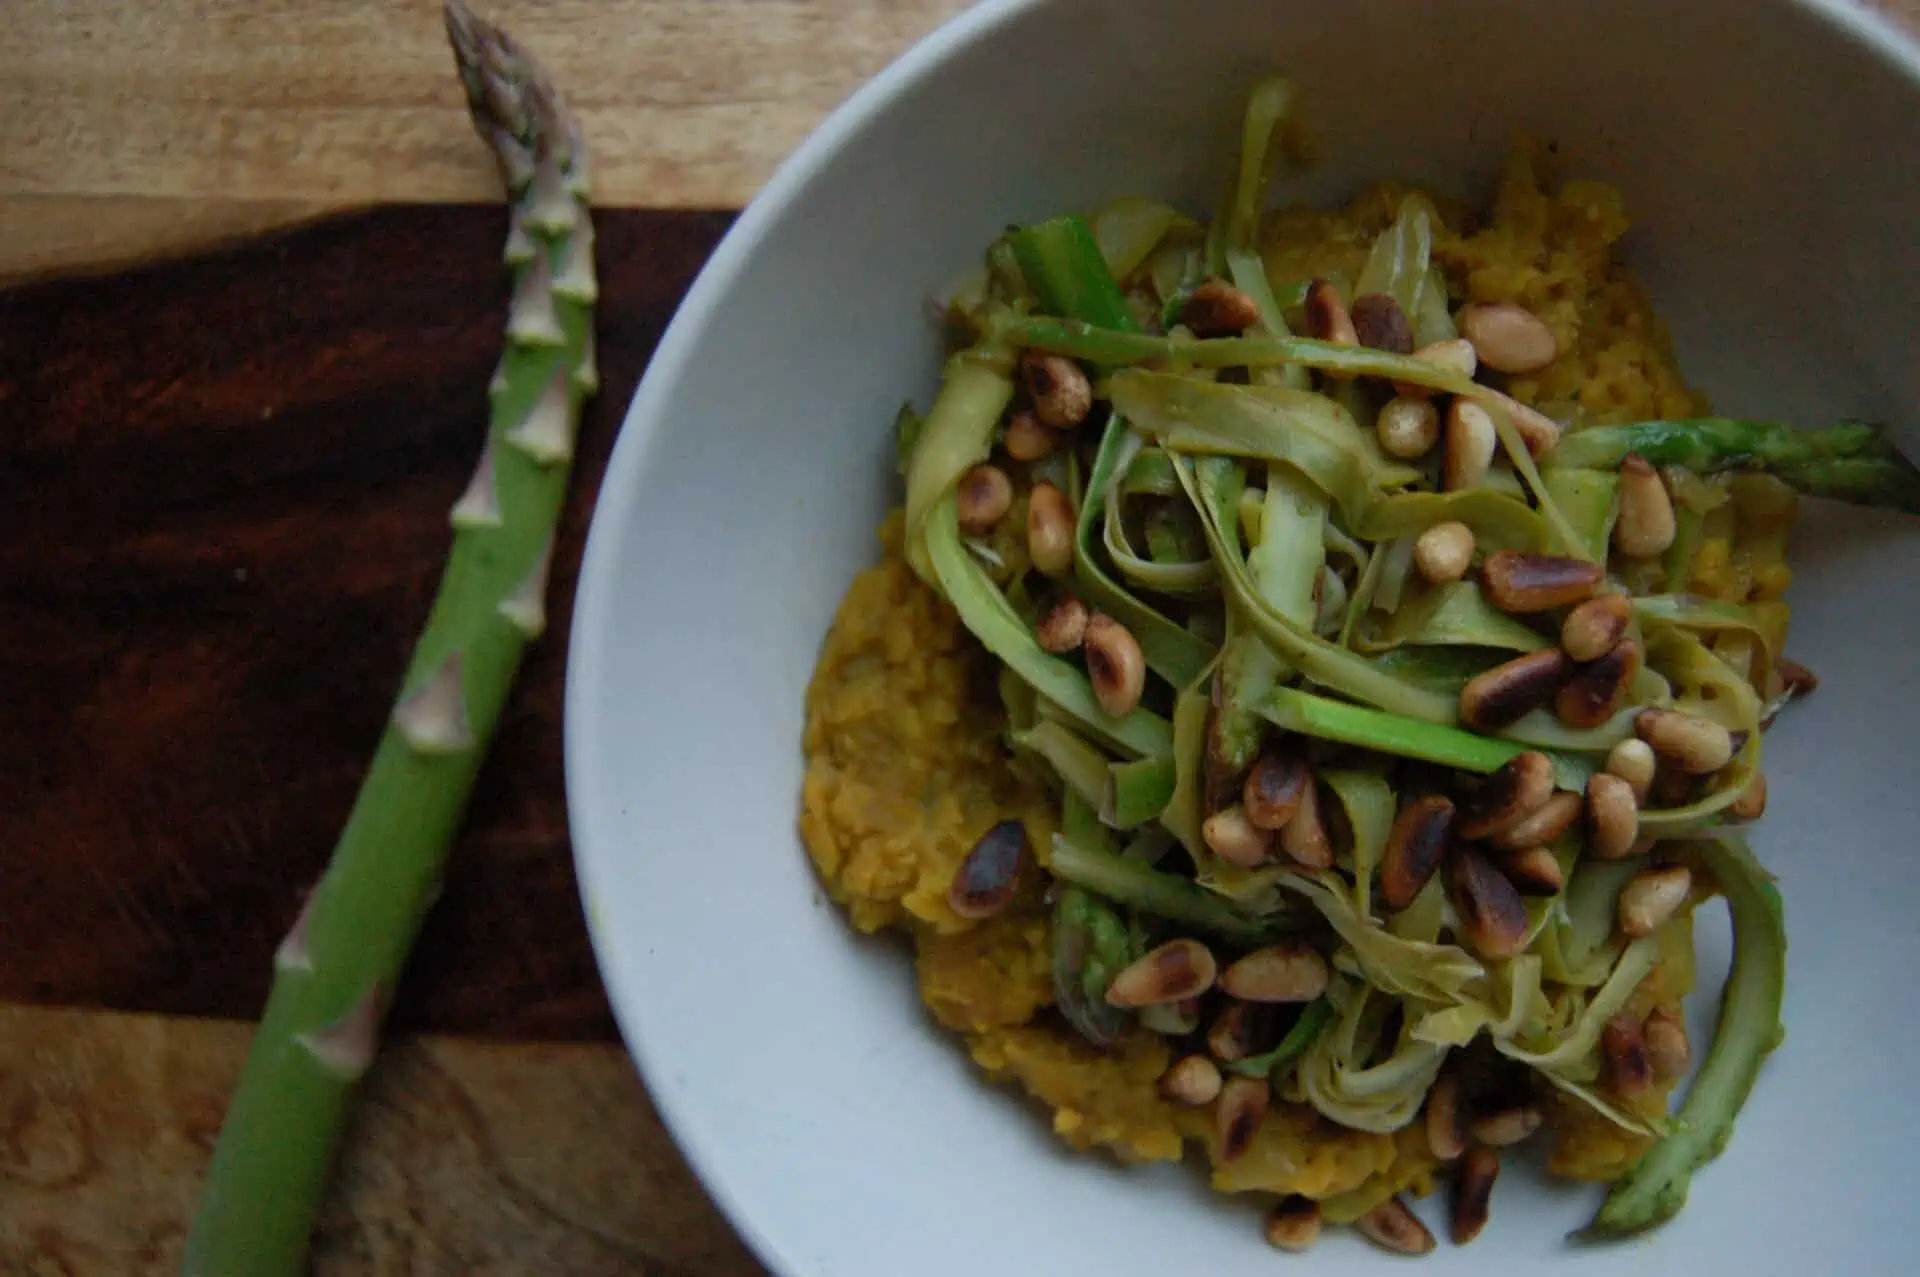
[799,148,1734,1215]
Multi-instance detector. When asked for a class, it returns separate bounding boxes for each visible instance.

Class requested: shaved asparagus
[181,7,594,1274]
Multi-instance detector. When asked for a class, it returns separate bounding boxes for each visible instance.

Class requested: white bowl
[566,2,1920,1272]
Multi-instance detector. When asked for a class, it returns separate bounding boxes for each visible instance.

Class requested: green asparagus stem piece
[181,8,594,1274]
[1052,792,1135,1045]
[1049,834,1296,946]
[1223,996,1334,1079]
[1010,216,1138,332]
[1546,418,1920,512]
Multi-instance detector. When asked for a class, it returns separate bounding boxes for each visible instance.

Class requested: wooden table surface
[3,1,1915,1272]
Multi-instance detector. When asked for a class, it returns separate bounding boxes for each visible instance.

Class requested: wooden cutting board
[4,1,1915,1272]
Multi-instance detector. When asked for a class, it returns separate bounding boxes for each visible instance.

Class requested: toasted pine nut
[1614,453,1677,558]
[1265,1197,1323,1253]
[1381,795,1455,910]
[1602,1012,1654,1098]
[1447,845,1531,959]
[1605,738,1658,803]
[1352,292,1415,355]
[1026,481,1075,576]
[1279,776,1333,869]
[1106,938,1217,1007]
[1444,400,1497,490]
[1481,550,1604,613]
[1468,1105,1543,1147]
[1159,1054,1224,1106]
[1490,790,1582,852]
[1562,593,1633,662]
[1644,1007,1693,1080]
[1451,1145,1500,1245]
[1203,804,1274,868]
[1485,390,1563,457]
[1426,1073,1466,1162]
[947,820,1028,919]
[1082,613,1145,717]
[1003,408,1064,461]
[1304,278,1358,348]
[1501,844,1566,895]
[1636,708,1735,774]
[1216,1075,1270,1163]
[1458,751,1557,840]
[1586,772,1641,860]
[1139,996,1202,1037]
[1619,864,1692,938]
[1221,944,1329,1003]
[1458,302,1558,373]
[1378,395,1441,459]
[1034,595,1090,653]
[956,464,1013,533]
[1356,1197,1436,1256]
[1182,279,1262,337]
[1459,649,1572,732]
[1243,744,1309,831]
[1776,656,1820,697]
[1393,337,1477,398]
[1208,1001,1263,1062]
[1554,638,1641,729]
[1728,771,1769,822]
[1413,520,1476,584]
[1021,352,1092,428]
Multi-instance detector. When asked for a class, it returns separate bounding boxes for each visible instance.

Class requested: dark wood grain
[0,205,733,1040]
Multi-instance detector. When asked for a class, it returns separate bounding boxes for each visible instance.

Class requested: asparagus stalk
[181,7,594,1274]
[1048,834,1296,947]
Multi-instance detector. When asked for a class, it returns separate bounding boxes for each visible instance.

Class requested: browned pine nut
[1203,804,1274,868]
[1426,1073,1467,1162]
[1636,708,1735,774]
[1444,399,1498,490]
[1352,292,1415,355]
[1356,1197,1436,1256]
[1220,945,1329,1003]
[1413,520,1476,584]
[1586,772,1641,860]
[1082,612,1145,717]
[1490,790,1582,852]
[1602,1012,1654,1098]
[1381,795,1456,910]
[1105,938,1217,1007]
[1554,638,1642,729]
[1216,1075,1270,1163]
[1468,1105,1543,1147]
[1501,844,1566,896]
[1459,649,1572,732]
[1304,278,1358,348]
[1243,744,1309,831]
[1451,1144,1500,1245]
[1377,394,1441,459]
[1459,751,1557,839]
[1485,390,1563,457]
[1446,845,1531,959]
[1393,337,1478,398]
[1182,279,1262,337]
[1619,864,1692,938]
[1026,481,1075,576]
[1279,776,1333,868]
[1003,408,1064,461]
[1644,1007,1693,1080]
[1481,550,1604,613]
[1034,594,1090,653]
[1159,1054,1224,1106]
[1265,1197,1323,1253]
[1614,453,1677,558]
[1458,302,1558,373]
[1605,738,1658,803]
[1208,1001,1263,1062]
[1776,656,1820,698]
[956,464,1013,533]
[1562,593,1633,662]
[1021,352,1092,428]
[1728,771,1769,822]
[947,820,1028,919]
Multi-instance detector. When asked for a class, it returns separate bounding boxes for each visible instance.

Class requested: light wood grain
[0,0,967,279]
[0,1006,767,1276]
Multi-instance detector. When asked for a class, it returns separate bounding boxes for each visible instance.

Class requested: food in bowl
[798,78,1917,1255]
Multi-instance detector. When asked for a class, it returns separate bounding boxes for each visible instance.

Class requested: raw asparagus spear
[1547,418,1920,512]
[181,6,595,1274]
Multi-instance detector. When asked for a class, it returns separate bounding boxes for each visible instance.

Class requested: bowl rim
[563,2,1920,1274]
